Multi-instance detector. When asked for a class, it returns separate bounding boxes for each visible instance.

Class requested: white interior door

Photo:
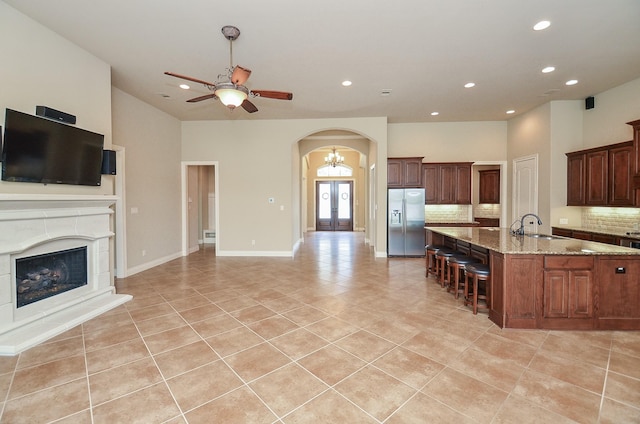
[512,155,539,231]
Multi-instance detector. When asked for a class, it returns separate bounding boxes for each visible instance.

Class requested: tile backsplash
[425,204,473,222]
[582,207,640,232]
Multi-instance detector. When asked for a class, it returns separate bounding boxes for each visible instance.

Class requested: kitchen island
[426,227,640,330]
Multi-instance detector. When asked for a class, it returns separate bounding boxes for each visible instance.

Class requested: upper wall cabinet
[478,169,500,204]
[422,162,473,205]
[387,157,423,187]
[566,140,635,207]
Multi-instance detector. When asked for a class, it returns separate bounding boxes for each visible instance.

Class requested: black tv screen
[1,108,104,186]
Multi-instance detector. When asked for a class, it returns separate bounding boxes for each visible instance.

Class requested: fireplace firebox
[15,247,88,308]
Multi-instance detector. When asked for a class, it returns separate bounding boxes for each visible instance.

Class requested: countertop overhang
[426,226,640,255]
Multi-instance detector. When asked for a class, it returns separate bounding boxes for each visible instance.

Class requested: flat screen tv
[1,108,104,186]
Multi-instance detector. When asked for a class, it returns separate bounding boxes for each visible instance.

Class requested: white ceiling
[5,0,640,123]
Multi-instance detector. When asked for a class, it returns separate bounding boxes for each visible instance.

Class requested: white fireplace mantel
[0,194,131,355]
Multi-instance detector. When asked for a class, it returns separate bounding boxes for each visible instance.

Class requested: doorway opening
[316,180,353,231]
[181,161,218,256]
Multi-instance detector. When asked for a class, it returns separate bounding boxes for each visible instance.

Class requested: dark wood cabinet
[551,227,618,246]
[478,169,500,204]
[422,162,472,205]
[474,217,499,227]
[586,150,608,205]
[387,157,423,187]
[551,227,573,238]
[543,256,593,321]
[566,153,586,206]
[422,164,438,204]
[608,143,635,206]
[596,257,640,329]
[566,141,635,207]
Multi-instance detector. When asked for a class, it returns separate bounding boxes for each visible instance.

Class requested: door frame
[181,160,219,256]
[314,178,355,231]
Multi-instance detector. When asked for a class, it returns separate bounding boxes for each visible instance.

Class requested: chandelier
[325,147,345,167]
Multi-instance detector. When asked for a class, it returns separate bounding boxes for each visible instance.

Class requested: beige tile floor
[1,231,640,423]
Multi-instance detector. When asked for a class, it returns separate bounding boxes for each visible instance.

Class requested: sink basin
[526,234,563,240]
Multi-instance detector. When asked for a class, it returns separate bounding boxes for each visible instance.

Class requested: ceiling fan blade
[187,93,217,103]
[241,99,258,113]
[231,66,252,85]
[164,72,216,88]
[252,90,293,100]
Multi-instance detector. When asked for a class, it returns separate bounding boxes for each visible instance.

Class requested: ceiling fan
[165,26,293,113]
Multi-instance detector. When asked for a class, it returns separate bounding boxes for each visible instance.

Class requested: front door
[316,181,353,231]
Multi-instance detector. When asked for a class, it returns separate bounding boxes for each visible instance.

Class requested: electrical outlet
[142,249,146,257]
[251,240,255,246]
[559,218,569,225]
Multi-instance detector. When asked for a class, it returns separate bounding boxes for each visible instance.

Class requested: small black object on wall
[35,106,77,124]
[585,96,595,110]
[101,150,116,175]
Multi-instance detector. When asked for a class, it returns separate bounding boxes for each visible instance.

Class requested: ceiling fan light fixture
[215,83,249,108]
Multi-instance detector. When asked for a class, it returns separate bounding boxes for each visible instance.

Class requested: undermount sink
[526,234,563,240]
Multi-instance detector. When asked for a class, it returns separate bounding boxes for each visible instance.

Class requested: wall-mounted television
[1,108,104,186]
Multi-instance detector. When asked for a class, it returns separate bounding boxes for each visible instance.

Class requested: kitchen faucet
[512,213,542,235]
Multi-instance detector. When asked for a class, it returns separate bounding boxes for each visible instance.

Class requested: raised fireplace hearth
[0,194,131,355]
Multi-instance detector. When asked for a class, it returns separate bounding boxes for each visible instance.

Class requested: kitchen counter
[553,225,640,240]
[425,227,640,330]
[426,226,640,255]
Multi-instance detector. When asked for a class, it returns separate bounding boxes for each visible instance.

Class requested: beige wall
[388,121,508,161]
[111,88,182,272]
[506,77,640,233]
[582,78,640,147]
[0,1,113,196]
[181,117,388,255]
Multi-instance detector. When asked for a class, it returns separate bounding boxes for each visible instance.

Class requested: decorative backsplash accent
[425,204,473,222]
[582,207,640,232]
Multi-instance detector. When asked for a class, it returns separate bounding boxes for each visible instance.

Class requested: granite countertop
[553,225,640,240]
[426,226,640,255]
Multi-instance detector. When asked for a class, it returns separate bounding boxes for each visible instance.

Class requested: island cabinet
[427,227,640,330]
[489,252,543,329]
[566,140,635,207]
[596,257,640,329]
[489,251,640,330]
[542,256,594,327]
[422,162,472,204]
[387,157,423,187]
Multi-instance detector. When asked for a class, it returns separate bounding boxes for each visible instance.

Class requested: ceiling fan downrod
[221,26,240,77]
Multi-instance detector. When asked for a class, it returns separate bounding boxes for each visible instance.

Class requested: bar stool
[425,244,446,279]
[464,263,491,314]
[447,254,479,299]
[434,248,456,288]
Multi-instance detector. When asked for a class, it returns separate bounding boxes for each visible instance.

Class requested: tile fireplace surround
[0,194,131,355]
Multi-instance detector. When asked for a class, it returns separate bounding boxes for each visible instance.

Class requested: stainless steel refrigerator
[388,188,426,257]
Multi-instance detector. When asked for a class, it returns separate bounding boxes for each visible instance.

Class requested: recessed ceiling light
[565,79,578,86]
[342,80,352,87]
[506,110,515,114]
[430,112,439,116]
[179,84,190,90]
[541,66,555,73]
[464,82,475,88]
[533,20,551,31]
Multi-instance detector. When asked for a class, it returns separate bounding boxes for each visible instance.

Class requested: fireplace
[0,194,132,355]
[16,246,88,308]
